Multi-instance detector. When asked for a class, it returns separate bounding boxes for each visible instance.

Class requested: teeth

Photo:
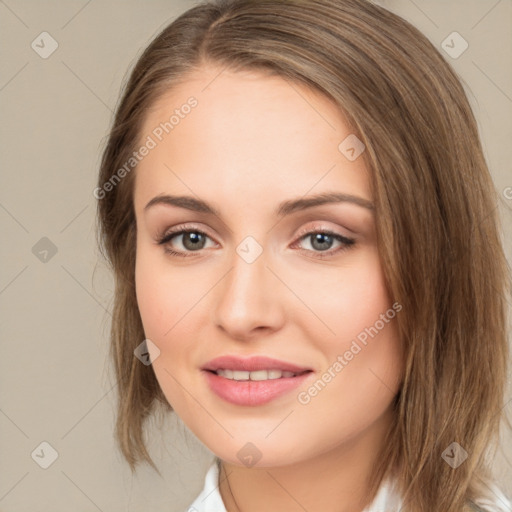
[249,370,270,381]
[215,369,299,380]
[232,370,250,380]
[268,369,282,379]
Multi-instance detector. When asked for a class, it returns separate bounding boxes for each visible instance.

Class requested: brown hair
[95,0,511,510]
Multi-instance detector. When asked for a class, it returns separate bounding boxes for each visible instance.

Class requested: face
[133,64,404,467]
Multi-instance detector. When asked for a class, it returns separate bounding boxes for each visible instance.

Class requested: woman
[95,0,512,510]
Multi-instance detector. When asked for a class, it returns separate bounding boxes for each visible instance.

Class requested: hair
[95,0,511,510]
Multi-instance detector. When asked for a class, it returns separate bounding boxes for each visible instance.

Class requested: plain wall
[0,1,511,511]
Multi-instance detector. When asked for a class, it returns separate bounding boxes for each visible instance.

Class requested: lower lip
[202,370,312,406]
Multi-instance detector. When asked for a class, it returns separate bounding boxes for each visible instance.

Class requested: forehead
[141,64,352,147]
[134,65,371,211]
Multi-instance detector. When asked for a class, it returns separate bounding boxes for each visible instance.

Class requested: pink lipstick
[201,355,313,406]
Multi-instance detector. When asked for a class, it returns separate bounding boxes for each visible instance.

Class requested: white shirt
[186,459,404,512]
[186,460,512,512]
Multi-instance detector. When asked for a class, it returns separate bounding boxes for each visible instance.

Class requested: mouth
[201,355,314,406]
[202,354,312,374]
[206,368,311,380]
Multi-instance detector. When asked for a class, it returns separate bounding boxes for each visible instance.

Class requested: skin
[133,64,404,512]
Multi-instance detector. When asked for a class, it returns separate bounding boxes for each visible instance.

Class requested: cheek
[298,248,394,344]
[135,243,197,340]
[134,254,164,339]
[134,251,193,408]
[134,246,208,379]
[299,250,403,403]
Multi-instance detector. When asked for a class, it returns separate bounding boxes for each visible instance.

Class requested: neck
[219,406,396,512]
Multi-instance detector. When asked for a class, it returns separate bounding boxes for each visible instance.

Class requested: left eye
[295,231,354,253]
[157,228,355,258]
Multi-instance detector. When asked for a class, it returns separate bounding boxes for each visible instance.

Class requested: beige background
[0,1,511,511]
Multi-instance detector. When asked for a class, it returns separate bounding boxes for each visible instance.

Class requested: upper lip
[202,355,312,373]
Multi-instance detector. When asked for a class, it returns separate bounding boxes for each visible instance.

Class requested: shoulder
[185,458,227,512]
[468,497,512,512]
[379,474,511,512]
[468,502,511,512]
[469,480,512,512]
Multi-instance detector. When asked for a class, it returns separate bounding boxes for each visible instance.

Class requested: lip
[201,355,313,406]
[202,355,312,373]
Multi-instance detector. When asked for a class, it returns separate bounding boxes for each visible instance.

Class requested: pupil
[181,232,334,252]
[184,232,204,250]
[312,233,332,251]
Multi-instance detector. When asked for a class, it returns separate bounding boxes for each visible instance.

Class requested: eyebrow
[144,191,374,217]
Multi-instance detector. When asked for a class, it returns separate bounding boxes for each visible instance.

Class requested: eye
[156,224,356,259]
[291,228,355,259]
[156,225,216,258]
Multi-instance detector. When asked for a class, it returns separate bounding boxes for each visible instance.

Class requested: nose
[212,245,286,341]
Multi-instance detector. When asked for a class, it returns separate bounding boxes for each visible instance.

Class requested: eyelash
[156,224,356,260]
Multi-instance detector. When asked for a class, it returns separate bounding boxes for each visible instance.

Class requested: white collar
[187,460,512,512]
[187,459,404,511]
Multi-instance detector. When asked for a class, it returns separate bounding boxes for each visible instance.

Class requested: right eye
[157,226,217,257]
